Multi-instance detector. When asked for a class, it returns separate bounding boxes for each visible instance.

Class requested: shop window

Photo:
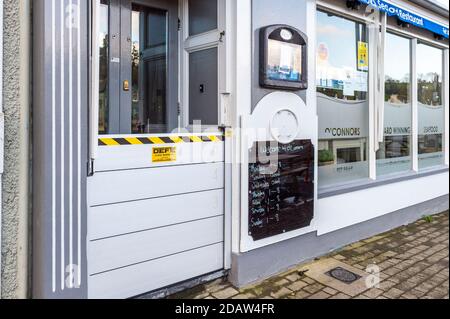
[417,44,444,170]
[188,0,218,36]
[316,11,370,188]
[376,33,412,176]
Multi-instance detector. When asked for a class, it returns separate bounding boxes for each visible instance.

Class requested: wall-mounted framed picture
[259,25,308,90]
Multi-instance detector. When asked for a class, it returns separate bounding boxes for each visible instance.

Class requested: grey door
[101,0,178,134]
[189,47,219,126]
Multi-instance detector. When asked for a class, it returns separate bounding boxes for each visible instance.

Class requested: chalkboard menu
[248,140,314,241]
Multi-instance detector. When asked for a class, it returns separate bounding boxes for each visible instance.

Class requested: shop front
[31,0,449,299]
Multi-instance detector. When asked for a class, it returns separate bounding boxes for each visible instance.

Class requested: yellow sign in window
[358,41,369,71]
[152,147,177,163]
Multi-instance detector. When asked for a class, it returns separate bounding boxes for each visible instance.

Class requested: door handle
[123,80,130,91]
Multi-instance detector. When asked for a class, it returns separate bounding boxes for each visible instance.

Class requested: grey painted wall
[252,0,307,110]
[1,0,31,299]
[230,195,449,287]
[33,0,88,299]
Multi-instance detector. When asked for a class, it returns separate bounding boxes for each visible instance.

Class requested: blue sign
[359,0,449,39]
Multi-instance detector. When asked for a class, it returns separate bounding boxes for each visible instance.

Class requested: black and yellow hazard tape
[99,135,224,146]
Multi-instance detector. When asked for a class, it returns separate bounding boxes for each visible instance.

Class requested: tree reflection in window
[376,33,412,176]
[417,44,444,169]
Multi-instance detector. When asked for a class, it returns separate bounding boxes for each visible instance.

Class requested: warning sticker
[357,41,369,71]
[152,147,177,163]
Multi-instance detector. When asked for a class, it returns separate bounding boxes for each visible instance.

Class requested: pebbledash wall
[0,0,31,299]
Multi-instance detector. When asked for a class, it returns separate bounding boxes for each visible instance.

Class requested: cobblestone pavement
[171,212,449,300]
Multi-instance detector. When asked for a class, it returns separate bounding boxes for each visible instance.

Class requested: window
[316,6,448,192]
[185,0,221,127]
[131,5,169,134]
[316,11,370,188]
[97,0,222,134]
[97,0,179,135]
[98,0,109,134]
[417,44,445,170]
[376,33,412,176]
[188,0,218,36]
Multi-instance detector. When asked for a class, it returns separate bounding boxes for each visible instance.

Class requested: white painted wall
[232,0,449,253]
[231,0,252,254]
[317,172,449,235]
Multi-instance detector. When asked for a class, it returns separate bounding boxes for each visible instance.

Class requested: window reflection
[316,14,368,101]
[132,5,168,134]
[98,0,109,134]
[376,33,412,176]
[267,39,303,82]
[188,0,218,36]
[417,44,444,169]
[316,11,370,188]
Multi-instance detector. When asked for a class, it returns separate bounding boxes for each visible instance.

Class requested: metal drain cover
[326,267,361,284]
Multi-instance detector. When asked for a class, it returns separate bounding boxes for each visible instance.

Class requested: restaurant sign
[359,0,449,39]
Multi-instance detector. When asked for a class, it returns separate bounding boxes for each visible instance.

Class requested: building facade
[1,0,449,299]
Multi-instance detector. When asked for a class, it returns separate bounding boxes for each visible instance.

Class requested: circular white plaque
[280,29,293,41]
[270,109,299,144]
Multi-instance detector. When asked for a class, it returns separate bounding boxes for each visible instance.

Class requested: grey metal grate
[326,267,361,284]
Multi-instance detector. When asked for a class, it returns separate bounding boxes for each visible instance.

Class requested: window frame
[316,1,449,196]
[92,0,230,137]
[180,0,228,131]
[94,0,179,135]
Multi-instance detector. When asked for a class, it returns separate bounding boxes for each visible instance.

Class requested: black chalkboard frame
[247,139,315,242]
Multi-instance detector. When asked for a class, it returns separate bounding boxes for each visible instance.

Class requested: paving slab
[169,212,450,300]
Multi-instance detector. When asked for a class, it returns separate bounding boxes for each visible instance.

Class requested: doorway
[89,0,227,299]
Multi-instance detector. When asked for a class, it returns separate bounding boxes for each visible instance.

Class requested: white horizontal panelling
[88,162,224,206]
[317,172,449,235]
[89,216,224,275]
[89,189,224,240]
[89,243,224,299]
[96,142,224,172]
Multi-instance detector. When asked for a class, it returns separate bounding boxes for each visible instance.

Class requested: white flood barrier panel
[88,162,225,206]
[88,139,226,299]
[95,138,225,171]
[89,216,224,275]
[89,243,224,299]
[89,189,224,240]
